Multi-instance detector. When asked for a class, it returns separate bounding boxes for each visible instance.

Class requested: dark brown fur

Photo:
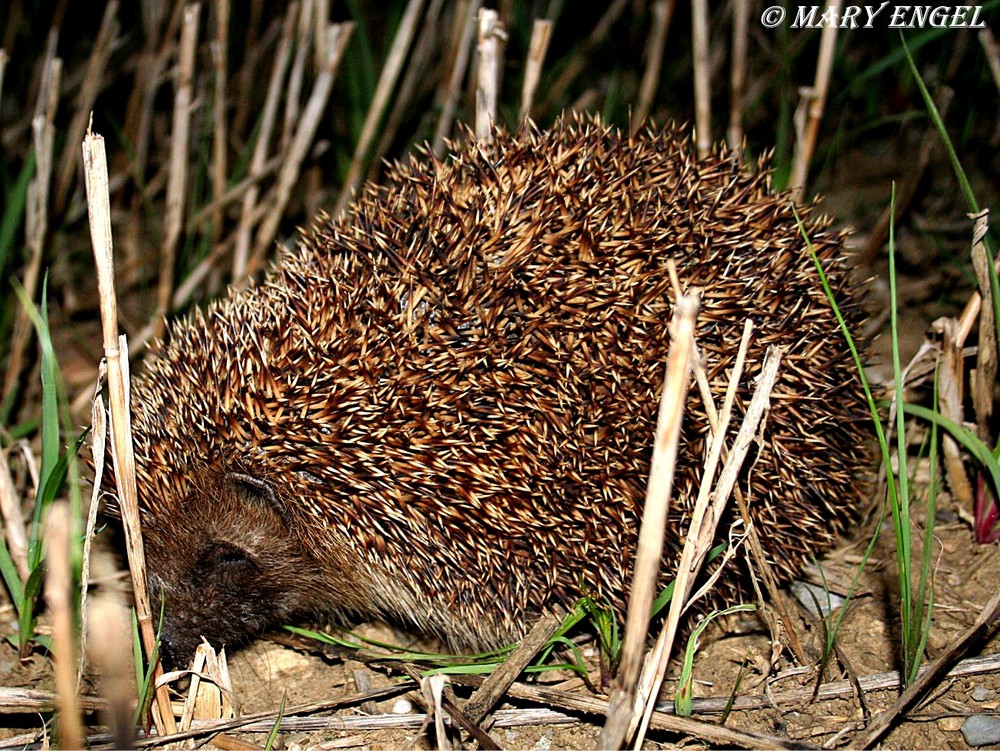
[106,117,870,666]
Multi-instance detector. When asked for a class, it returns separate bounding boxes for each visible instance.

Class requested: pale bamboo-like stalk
[0,49,6,105]
[727,0,749,149]
[210,0,230,245]
[475,8,505,141]
[599,293,699,750]
[789,0,841,202]
[1,57,60,412]
[150,2,201,344]
[233,1,299,281]
[334,0,427,215]
[633,344,783,749]
[44,502,82,751]
[432,0,482,157]
[519,19,552,123]
[633,0,674,131]
[82,129,177,737]
[54,1,119,213]
[691,0,711,157]
[252,23,354,271]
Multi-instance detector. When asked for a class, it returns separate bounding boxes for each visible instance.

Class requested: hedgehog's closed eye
[198,542,258,573]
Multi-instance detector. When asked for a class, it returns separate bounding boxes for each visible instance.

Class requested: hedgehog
[105,116,870,669]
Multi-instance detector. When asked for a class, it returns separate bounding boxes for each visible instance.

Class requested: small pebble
[972,686,991,702]
[391,698,413,714]
[790,580,845,617]
[962,714,1000,747]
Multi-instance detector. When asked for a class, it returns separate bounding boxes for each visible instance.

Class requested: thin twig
[233,1,299,280]
[367,0,447,184]
[633,0,674,132]
[150,2,201,344]
[250,22,354,273]
[335,0,427,215]
[282,0,314,150]
[54,1,119,214]
[855,585,1000,747]
[537,0,628,114]
[463,608,564,724]
[432,0,482,156]
[1,56,60,413]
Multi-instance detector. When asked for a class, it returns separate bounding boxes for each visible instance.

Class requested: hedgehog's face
[139,469,326,668]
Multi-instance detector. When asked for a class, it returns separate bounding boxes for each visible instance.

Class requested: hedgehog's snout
[141,470,321,668]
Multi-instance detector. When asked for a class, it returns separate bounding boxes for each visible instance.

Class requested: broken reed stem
[432,0,482,156]
[599,293,700,751]
[790,0,841,202]
[250,22,353,274]
[335,0,427,216]
[152,2,201,343]
[1,56,60,415]
[44,502,82,751]
[728,0,749,149]
[210,0,230,245]
[232,0,298,280]
[634,344,784,748]
[519,19,552,123]
[82,129,177,737]
[691,0,711,158]
[0,49,6,104]
[633,0,673,133]
[55,1,119,215]
[474,8,505,141]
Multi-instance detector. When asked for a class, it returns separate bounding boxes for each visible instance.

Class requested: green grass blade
[11,279,60,570]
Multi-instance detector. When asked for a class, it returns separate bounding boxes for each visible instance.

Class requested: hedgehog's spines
[114,115,870,658]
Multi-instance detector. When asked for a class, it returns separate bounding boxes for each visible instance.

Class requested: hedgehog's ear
[226,472,294,528]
